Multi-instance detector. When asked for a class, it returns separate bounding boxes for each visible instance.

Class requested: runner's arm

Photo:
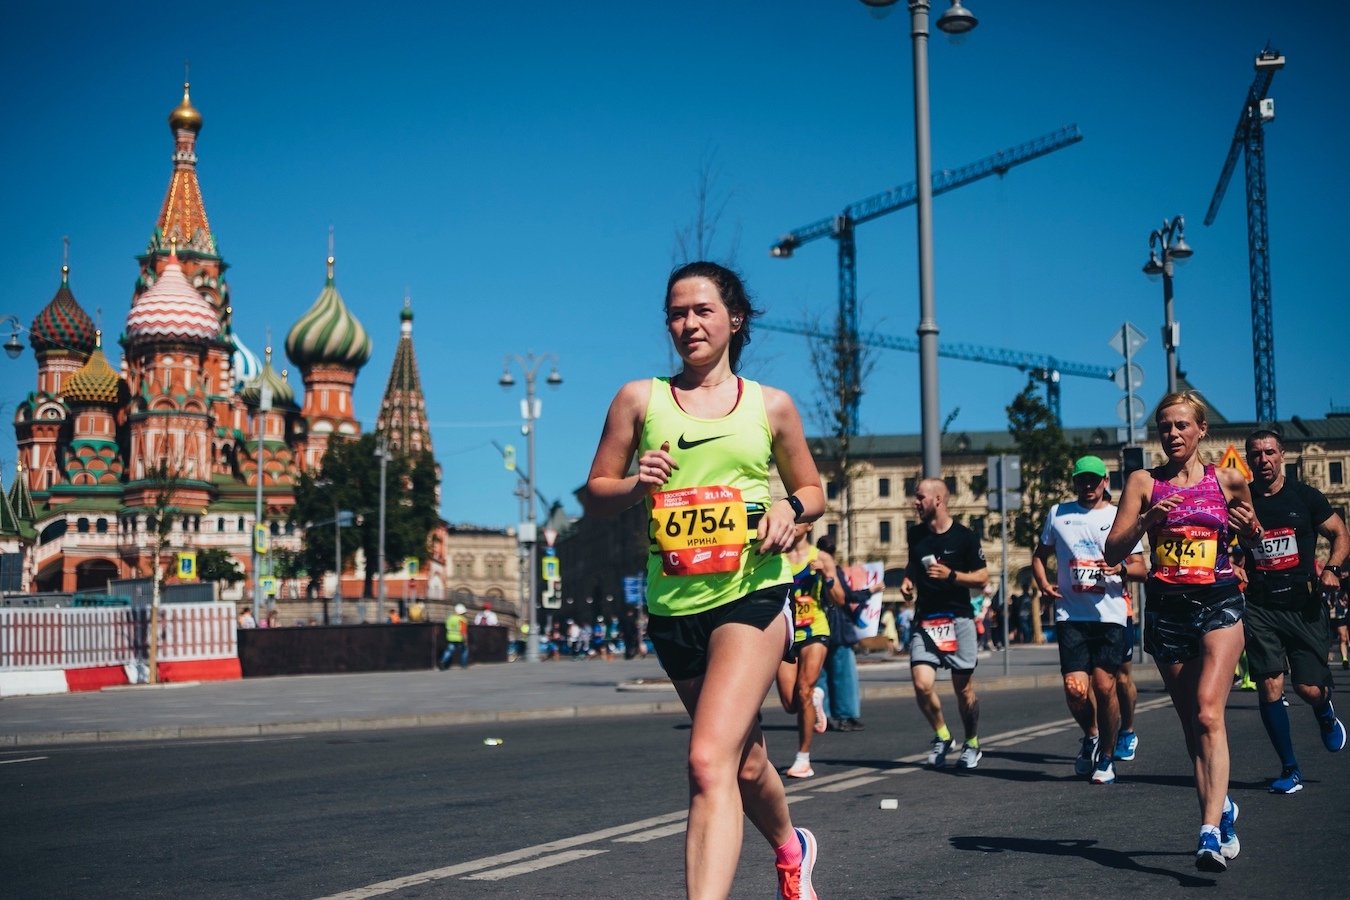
[762,386,824,553]
[583,380,666,518]
[1031,543,1062,599]
[1105,469,1154,565]
[1315,507,1350,591]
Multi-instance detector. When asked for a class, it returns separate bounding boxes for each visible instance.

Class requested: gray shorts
[909,615,978,672]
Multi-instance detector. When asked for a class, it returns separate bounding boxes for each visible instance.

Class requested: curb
[1,666,1163,749]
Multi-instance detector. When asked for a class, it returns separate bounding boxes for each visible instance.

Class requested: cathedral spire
[375,294,432,457]
[154,79,215,258]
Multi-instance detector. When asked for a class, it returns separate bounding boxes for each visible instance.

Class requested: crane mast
[1204,48,1284,424]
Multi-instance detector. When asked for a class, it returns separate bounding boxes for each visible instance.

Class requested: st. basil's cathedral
[0,83,469,605]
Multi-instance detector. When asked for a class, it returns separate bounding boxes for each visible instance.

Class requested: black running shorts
[1057,620,1130,675]
[1244,587,1333,688]
[647,584,792,682]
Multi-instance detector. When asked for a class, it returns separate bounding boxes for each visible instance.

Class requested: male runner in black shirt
[901,478,988,769]
[1242,429,1350,794]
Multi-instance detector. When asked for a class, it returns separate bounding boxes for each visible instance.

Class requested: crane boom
[769,125,1083,436]
[770,125,1083,257]
[759,318,1113,425]
[1202,48,1284,424]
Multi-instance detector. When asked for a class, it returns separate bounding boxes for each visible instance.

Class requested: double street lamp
[1142,215,1194,395]
[861,0,978,478]
[499,353,561,663]
[3,314,23,359]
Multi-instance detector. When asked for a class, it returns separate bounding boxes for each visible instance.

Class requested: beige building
[562,412,1350,606]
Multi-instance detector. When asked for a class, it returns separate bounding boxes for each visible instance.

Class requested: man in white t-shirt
[474,602,499,626]
[1033,455,1147,785]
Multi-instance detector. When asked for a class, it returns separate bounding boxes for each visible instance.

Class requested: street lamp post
[252,384,273,620]
[1142,216,1193,395]
[499,352,562,663]
[861,0,978,478]
[375,436,389,621]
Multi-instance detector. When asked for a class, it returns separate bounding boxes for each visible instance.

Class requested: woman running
[1106,390,1261,872]
[583,261,825,900]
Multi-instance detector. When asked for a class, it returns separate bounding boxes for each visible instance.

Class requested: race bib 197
[921,615,958,653]
[651,485,748,577]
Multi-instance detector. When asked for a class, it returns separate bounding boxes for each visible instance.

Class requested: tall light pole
[375,435,389,620]
[861,0,977,478]
[313,479,350,623]
[499,352,562,663]
[252,384,272,619]
[1142,215,1193,395]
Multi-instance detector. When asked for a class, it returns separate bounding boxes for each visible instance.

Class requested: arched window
[218,517,225,532]
[96,518,108,534]
[237,516,246,532]
[77,517,90,533]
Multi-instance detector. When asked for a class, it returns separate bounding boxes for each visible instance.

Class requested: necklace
[675,372,736,390]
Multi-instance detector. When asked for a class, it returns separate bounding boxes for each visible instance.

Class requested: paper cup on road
[483,738,503,746]
[879,798,899,810]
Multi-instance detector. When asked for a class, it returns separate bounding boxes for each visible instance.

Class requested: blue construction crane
[759,318,1113,426]
[770,125,1084,435]
[1203,47,1285,424]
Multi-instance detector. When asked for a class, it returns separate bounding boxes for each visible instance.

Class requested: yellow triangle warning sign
[1218,444,1252,481]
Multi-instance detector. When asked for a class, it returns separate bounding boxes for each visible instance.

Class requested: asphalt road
[3,674,1347,898]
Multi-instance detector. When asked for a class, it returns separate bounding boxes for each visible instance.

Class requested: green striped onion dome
[240,348,297,409]
[31,266,96,354]
[284,262,371,369]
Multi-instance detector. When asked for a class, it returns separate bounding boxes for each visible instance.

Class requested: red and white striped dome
[126,255,220,343]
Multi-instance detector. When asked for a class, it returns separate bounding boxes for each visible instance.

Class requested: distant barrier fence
[0,603,237,671]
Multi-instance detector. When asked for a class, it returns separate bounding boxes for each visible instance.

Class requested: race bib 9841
[651,485,748,577]
[1153,525,1218,585]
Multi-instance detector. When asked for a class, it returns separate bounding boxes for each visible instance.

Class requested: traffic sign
[1108,321,1147,357]
[1219,444,1253,481]
[1112,363,1144,391]
[176,551,197,581]
[259,576,278,597]
[541,556,560,581]
[1117,395,1146,425]
[254,523,268,554]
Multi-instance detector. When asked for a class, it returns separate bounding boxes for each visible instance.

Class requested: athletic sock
[774,833,803,868]
[794,751,811,767]
[935,725,952,742]
[964,736,979,749]
[1314,693,1336,725]
[1259,696,1299,770]
[1200,824,1220,837]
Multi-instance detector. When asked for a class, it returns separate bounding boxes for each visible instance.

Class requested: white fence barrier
[0,603,237,671]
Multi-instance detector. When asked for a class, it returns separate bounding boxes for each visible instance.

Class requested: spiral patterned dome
[63,332,121,405]
[30,266,96,354]
[284,258,372,369]
[125,253,220,344]
[240,347,296,409]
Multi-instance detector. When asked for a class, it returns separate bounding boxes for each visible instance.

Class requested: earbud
[732,317,742,326]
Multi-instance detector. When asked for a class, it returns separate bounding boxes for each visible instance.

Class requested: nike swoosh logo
[677,433,730,450]
[1100,525,1111,531]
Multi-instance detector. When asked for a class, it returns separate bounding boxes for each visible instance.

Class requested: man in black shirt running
[1243,429,1350,794]
[901,478,988,769]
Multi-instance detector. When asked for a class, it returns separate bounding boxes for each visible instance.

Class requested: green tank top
[639,376,792,616]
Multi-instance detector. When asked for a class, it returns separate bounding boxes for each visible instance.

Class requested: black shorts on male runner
[647,584,792,681]
[1244,587,1333,688]
[1143,584,1244,665]
[1057,620,1129,675]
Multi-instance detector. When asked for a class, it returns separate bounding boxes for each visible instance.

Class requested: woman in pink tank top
[1106,390,1262,873]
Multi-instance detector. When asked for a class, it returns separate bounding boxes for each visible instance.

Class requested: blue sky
[3,1,1348,529]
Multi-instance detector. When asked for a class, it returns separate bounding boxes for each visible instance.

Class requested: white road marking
[320,695,1175,897]
[463,849,608,880]
[0,756,48,765]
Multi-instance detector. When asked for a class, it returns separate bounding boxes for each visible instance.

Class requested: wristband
[947,570,957,584]
[783,493,805,522]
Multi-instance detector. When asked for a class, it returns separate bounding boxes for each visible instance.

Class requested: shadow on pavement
[950,835,1216,888]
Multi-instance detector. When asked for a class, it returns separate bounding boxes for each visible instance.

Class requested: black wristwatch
[1329,564,1348,579]
[783,493,805,522]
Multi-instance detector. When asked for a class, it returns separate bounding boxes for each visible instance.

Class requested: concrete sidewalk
[0,644,1153,747]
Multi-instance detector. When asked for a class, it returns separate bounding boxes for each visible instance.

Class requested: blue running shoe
[1195,830,1226,872]
[1114,730,1138,762]
[1269,767,1303,794]
[1319,706,1346,753]
[1074,735,1099,776]
[1219,797,1239,859]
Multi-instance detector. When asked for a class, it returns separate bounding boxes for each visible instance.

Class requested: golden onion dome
[63,332,121,405]
[168,82,203,133]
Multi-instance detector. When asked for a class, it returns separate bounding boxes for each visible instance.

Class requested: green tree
[288,434,440,601]
[1005,379,1076,642]
[197,547,243,599]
